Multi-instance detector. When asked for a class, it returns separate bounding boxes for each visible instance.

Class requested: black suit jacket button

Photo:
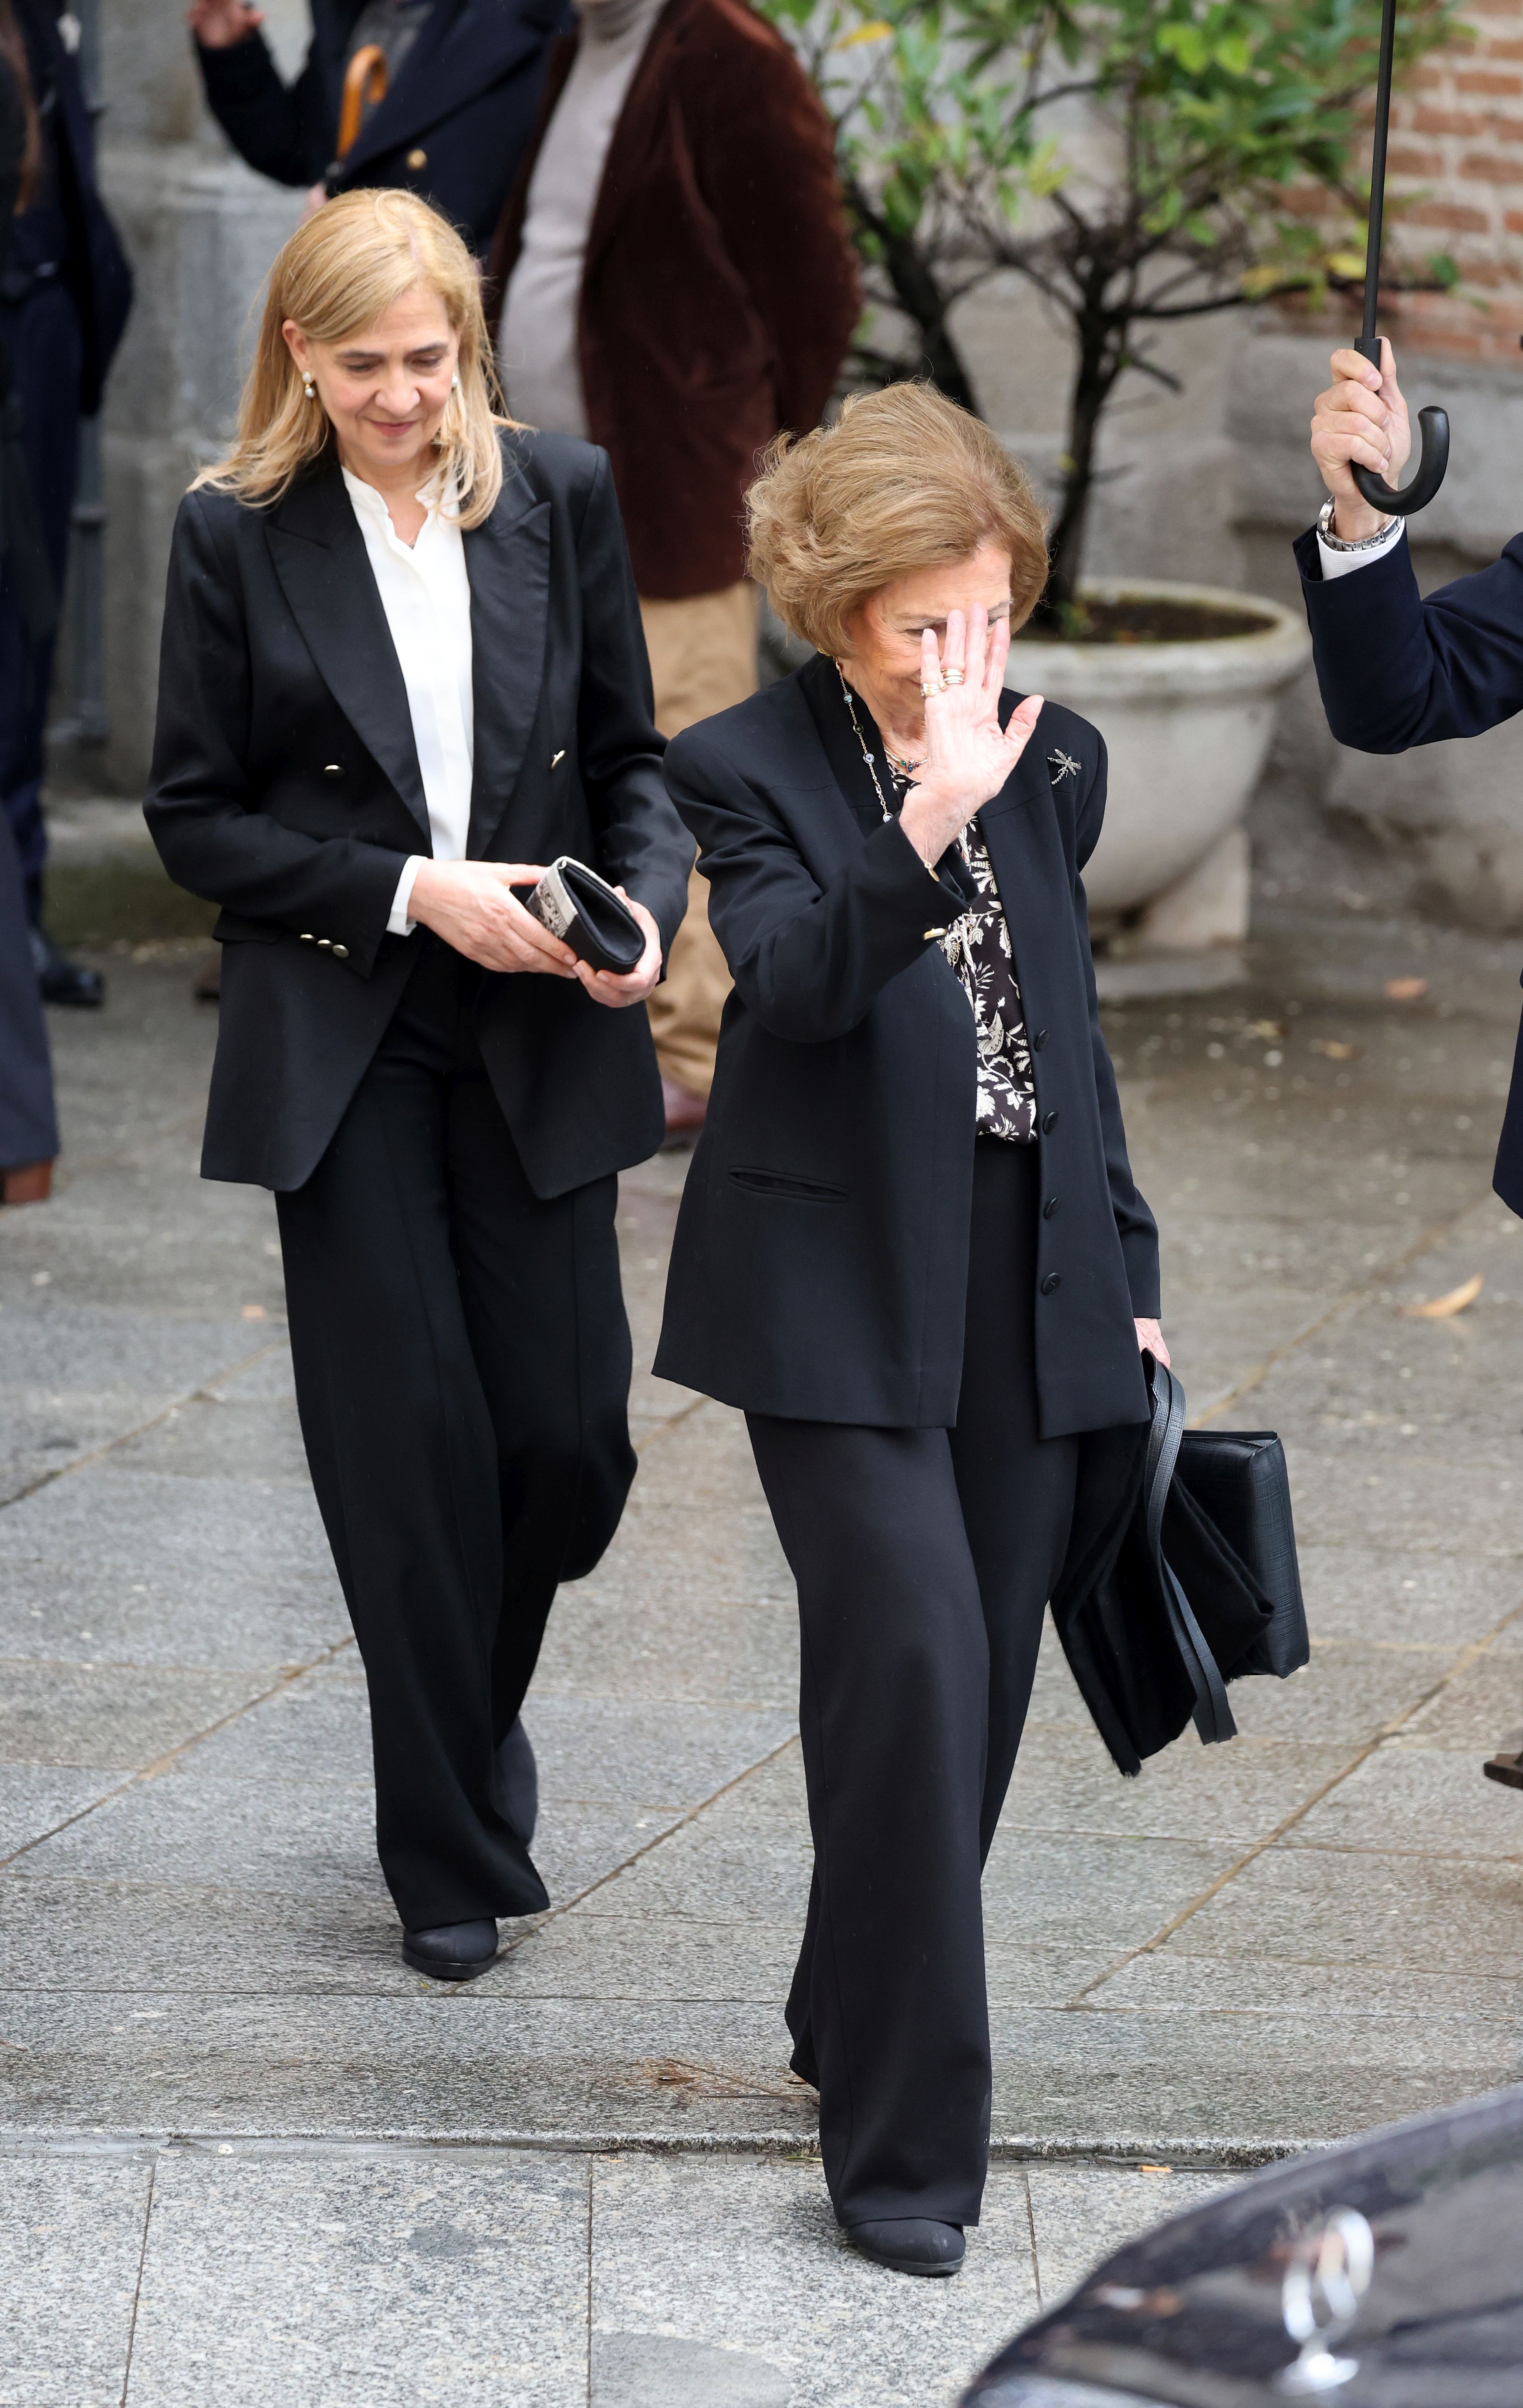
[1043,1195,1059,1220]
[1041,1272,1061,1295]
[1041,1108,1059,1134]
[1033,1027,1049,1050]
[323,763,342,778]
[331,944,349,960]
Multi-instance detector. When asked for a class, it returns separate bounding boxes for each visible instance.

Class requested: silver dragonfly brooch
[1048,749,1081,783]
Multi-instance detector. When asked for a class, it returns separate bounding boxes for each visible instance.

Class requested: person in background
[655,387,1163,2275]
[1299,337,1523,1801]
[0,0,130,1009]
[0,0,55,1196]
[145,191,690,1983]
[487,0,859,1136]
[187,0,568,258]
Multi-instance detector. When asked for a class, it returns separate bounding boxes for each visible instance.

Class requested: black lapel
[978,707,1070,978]
[267,458,430,843]
[799,651,897,835]
[342,0,561,169]
[462,467,552,858]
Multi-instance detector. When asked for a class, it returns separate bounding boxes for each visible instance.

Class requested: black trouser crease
[747,1135,1081,2229]
[276,937,635,1928]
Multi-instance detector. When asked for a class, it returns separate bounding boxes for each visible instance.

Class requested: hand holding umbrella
[1335,0,1450,518]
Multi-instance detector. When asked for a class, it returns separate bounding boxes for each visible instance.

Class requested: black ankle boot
[402,1918,499,1981]
[847,2218,965,2276]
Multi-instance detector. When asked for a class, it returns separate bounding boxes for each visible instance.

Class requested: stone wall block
[94,148,300,788]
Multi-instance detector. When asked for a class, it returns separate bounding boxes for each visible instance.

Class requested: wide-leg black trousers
[275,936,636,1929]
[747,1136,1080,2231]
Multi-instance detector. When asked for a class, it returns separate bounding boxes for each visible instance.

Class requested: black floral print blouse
[839,674,1037,1143]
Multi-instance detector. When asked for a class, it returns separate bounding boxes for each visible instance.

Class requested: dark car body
[965,2089,1523,2407]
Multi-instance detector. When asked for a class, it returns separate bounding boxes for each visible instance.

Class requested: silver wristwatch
[1317,494,1396,551]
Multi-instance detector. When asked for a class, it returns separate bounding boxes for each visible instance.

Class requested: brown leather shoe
[661,1074,707,1142]
[1483,1751,1523,1791]
[2,1161,53,1204]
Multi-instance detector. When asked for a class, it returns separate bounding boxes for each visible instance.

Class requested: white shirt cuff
[1317,515,1406,582]
[387,856,425,936]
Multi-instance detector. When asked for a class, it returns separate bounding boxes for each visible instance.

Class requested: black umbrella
[1351,0,1450,513]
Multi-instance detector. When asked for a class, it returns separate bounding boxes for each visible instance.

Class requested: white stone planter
[1007,578,1312,947]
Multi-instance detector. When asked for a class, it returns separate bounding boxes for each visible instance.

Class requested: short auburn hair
[746,384,1050,659]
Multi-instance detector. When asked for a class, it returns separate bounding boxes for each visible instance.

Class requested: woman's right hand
[186,0,263,47]
[1311,339,1411,543]
[405,860,581,977]
[898,605,1044,867]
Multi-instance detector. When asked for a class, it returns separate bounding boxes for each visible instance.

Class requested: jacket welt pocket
[729,1167,848,1204]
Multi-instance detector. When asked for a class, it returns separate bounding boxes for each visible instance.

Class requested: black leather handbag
[1146,1356,1310,1745]
[523,856,646,976]
[1051,1356,1308,1775]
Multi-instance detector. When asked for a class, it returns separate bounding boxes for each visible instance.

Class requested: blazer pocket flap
[729,1167,848,1203]
[213,910,283,946]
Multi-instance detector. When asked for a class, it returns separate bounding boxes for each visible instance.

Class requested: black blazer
[145,430,692,1197]
[1293,523,1523,1214]
[653,653,1159,1436]
[196,0,568,253]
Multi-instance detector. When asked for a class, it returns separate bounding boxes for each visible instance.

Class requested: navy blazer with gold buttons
[654,651,1158,1438]
[144,429,692,1196]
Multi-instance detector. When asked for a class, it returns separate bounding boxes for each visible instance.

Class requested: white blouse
[341,467,474,934]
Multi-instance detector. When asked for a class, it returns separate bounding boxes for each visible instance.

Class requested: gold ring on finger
[943,669,966,686]
[921,677,946,698]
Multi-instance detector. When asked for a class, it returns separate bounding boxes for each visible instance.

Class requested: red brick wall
[1381,0,1523,363]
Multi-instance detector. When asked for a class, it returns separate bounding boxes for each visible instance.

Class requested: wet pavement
[2,890,1520,2404]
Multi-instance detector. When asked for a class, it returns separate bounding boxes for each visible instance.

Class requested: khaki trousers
[641,581,758,1099]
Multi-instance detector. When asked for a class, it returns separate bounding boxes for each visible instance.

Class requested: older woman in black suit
[146,190,691,1982]
[656,384,1165,2276]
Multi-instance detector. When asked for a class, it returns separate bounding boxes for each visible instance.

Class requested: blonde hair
[746,384,1050,658]
[195,189,512,527]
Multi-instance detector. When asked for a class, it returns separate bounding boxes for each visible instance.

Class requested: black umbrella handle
[1350,374,1451,516]
[1349,0,1450,516]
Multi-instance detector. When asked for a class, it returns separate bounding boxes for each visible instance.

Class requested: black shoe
[402,1918,499,1981]
[847,2219,965,2277]
[32,927,104,1008]
[1484,1750,1523,1790]
[491,1715,538,1844]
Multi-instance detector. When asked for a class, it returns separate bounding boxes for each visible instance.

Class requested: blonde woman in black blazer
[146,191,691,1982]
[657,386,1165,2277]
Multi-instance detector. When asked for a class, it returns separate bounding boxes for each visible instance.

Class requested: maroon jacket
[486,0,860,599]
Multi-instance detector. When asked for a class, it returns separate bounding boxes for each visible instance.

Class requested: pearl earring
[302,372,316,399]
[451,372,460,390]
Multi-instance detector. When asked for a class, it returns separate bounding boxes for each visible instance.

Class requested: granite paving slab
[0,2145,153,2408]
[124,2147,589,2408]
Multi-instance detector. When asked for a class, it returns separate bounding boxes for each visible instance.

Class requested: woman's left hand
[574,892,663,1010]
[1135,1317,1170,1367]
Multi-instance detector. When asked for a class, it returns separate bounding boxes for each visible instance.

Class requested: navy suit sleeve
[1295,523,1523,754]
[196,33,329,188]
[663,734,968,1045]
[1072,739,1160,1316]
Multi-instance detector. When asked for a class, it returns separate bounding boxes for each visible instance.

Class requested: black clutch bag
[523,856,645,976]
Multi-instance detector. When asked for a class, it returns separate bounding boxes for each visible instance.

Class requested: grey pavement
[3,900,1523,2403]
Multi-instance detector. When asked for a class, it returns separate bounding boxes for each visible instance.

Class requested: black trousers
[747,1136,1080,2230]
[276,937,637,1928]
[0,283,81,924]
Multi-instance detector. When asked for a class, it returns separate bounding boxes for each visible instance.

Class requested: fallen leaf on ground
[1247,1019,1287,1039]
[1403,1274,1482,1319]
[1312,1038,1361,1060]
[240,1303,268,1320]
[1385,976,1428,1001]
